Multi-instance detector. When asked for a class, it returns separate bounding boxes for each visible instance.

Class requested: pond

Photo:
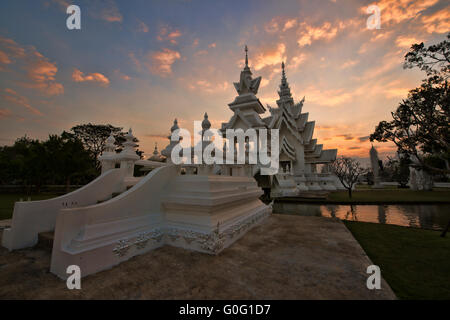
[273,202,450,231]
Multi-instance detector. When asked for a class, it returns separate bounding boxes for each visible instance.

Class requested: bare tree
[330,157,365,198]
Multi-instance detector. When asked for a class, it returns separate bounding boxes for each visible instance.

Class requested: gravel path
[0,215,396,299]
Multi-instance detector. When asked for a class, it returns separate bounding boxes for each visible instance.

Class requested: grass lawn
[325,189,450,204]
[0,193,60,220]
[344,221,450,300]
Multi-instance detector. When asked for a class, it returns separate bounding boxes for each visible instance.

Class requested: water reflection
[273,202,450,230]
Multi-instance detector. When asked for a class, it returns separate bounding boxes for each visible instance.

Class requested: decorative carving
[197,223,225,254]
[112,210,270,256]
[113,239,131,257]
[134,234,149,249]
[114,229,163,255]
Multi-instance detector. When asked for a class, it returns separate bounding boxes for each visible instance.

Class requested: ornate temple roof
[149,143,165,162]
[208,50,337,166]
[233,45,262,96]
[261,62,337,164]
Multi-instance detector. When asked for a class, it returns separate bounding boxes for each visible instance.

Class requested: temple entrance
[280,161,292,174]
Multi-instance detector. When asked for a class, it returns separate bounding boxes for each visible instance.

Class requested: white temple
[221,53,342,197]
[2,47,340,279]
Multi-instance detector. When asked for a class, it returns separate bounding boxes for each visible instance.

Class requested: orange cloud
[187,79,229,93]
[263,16,300,33]
[340,59,359,69]
[421,8,450,33]
[252,43,286,71]
[168,30,182,39]
[264,17,280,33]
[47,0,70,11]
[290,54,306,70]
[384,87,410,98]
[128,52,142,72]
[147,48,181,75]
[114,69,131,81]
[297,21,338,47]
[0,108,12,119]
[305,86,353,107]
[361,50,403,80]
[0,37,64,96]
[72,68,110,86]
[362,0,439,26]
[283,19,297,31]
[194,50,208,56]
[395,35,423,48]
[314,124,376,158]
[99,1,123,23]
[0,36,25,62]
[370,31,394,42]
[0,50,11,65]
[382,80,412,98]
[2,88,43,116]
[22,51,64,95]
[137,19,149,33]
[157,26,182,44]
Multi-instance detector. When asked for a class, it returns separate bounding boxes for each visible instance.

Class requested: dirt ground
[0,214,396,299]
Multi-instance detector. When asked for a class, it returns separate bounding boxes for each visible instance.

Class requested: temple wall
[49,165,271,279]
[293,144,305,175]
[278,126,305,175]
[2,169,125,251]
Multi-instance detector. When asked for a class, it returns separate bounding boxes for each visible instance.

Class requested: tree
[0,133,97,193]
[13,137,49,194]
[371,33,450,174]
[66,123,144,169]
[330,157,365,198]
[45,134,95,192]
[404,33,449,81]
[383,155,411,187]
[67,123,124,159]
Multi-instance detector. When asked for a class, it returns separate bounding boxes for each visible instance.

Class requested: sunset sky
[0,0,449,163]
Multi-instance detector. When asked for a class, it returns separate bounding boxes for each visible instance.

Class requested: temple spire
[278,61,293,102]
[233,45,262,95]
[170,118,179,133]
[202,112,211,131]
[245,45,249,69]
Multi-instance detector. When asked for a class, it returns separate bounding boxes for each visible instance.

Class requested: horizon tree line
[0,124,143,194]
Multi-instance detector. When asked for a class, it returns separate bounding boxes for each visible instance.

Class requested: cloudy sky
[0,0,448,161]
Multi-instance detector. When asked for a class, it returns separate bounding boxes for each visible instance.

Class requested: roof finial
[281,61,287,85]
[170,118,179,133]
[279,61,293,100]
[245,45,248,68]
[202,112,211,131]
